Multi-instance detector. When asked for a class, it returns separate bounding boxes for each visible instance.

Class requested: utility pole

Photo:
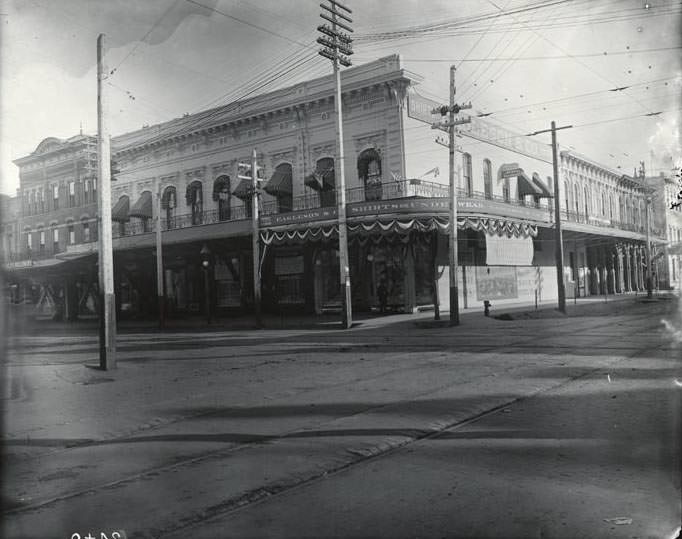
[238,152,263,327]
[432,66,471,326]
[97,34,116,369]
[317,0,353,329]
[155,177,164,329]
[528,121,572,314]
[640,162,653,298]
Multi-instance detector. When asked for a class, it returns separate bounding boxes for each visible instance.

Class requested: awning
[129,191,152,219]
[517,171,544,197]
[264,168,293,196]
[232,178,252,200]
[305,162,335,191]
[111,195,130,222]
[532,173,553,198]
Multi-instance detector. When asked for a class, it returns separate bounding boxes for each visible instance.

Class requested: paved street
[2,296,681,539]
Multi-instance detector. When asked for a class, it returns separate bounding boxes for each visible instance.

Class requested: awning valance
[129,191,152,219]
[232,178,252,200]
[517,171,544,197]
[260,216,537,246]
[532,172,553,198]
[111,195,130,222]
[264,168,293,196]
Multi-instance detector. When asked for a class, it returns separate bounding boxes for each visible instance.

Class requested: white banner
[485,234,534,266]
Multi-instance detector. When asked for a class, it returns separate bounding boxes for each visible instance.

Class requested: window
[358,149,382,201]
[53,227,59,252]
[53,184,59,209]
[315,157,336,208]
[68,223,75,244]
[38,189,44,213]
[69,181,75,207]
[26,231,32,250]
[601,192,605,215]
[462,153,473,196]
[584,186,589,217]
[609,194,614,219]
[564,181,570,213]
[38,227,45,254]
[186,181,203,225]
[29,192,35,215]
[503,180,510,202]
[162,186,177,229]
[483,159,492,199]
[82,219,90,243]
[673,258,677,281]
[213,176,231,221]
[574,184,580,216]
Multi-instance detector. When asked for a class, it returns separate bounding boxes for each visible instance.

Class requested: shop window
[483,159,492,199]
[162,186,177,229]
[358,149,382,201]
[462,153,473,196]
[186,181,203,225]
[213,176,231,221]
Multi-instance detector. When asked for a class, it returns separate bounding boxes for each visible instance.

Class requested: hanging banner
[485,233,534,266]
[476,266,519,300]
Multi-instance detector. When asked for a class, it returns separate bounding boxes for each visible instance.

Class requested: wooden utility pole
[432,66,471,326]
[97,34,116,369]
[251,148,262,327]
[318,0,353,329]
[155,177,165,328]
[528,121,572,314]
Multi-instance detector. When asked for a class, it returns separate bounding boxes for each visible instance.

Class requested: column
[624,246,632,292]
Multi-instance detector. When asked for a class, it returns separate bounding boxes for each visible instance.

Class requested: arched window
[37,226,45,255]
[161,186,177,229]
[81,218,91,243]
[186,181,203,225]
[25,228,33,251]
[312,157,336,208]
[563,180,570,213]
[213,176,231,221]
[462,153,473,195]
[574,184,580,217]
[483,159,492,199]
[358,149,382,201]
[584,186,589,217]
[265,163,293,213]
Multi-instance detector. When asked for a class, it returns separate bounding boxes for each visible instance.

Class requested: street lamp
[200,243,212,324]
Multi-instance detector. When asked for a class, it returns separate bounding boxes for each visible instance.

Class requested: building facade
[3,55,666,321]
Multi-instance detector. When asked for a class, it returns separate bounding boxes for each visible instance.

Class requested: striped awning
[232,178,252,200]
[111,195,130,222]
[264,168,293,196]
[517,171,544,197]
[305,160,335,191]
[532,173,553,198]
[129,191,152,219]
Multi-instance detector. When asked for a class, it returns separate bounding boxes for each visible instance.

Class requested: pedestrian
[377,280,388,314]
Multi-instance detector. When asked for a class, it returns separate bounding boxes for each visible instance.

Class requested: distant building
[647,170,682,289]
[3,55,666,321]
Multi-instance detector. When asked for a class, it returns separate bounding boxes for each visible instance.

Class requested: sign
[275,255,304,275]
[348,197,450,217]
[475,266,518,301]
[407,91,440,125]
[485,234,534,266]
[499,163,523,179]
[460,117,553,164]
[260,206,338,227]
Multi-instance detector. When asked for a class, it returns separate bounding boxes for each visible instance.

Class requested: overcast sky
[1,0,680,195]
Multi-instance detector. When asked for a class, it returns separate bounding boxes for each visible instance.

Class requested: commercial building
[4,55,665,321]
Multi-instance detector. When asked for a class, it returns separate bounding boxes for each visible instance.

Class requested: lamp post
[200,243,212,324]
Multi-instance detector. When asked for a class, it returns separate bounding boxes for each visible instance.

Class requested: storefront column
[624,246,632,292]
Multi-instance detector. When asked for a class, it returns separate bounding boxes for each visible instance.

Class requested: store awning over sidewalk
[129,191,152,219]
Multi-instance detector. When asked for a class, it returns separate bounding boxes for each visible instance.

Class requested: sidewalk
[6,290,675,336]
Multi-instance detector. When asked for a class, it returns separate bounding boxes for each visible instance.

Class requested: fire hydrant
[483,300,491,317]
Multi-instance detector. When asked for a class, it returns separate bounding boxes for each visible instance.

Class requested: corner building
[6,55,664,320]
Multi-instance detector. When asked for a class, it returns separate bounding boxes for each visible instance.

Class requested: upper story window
[213,176,231,221]
[26,230,32,250]
[52,184,60,209]
[162,186,177,229]
[68,181,76,207]
[82,218,91,243]
[264,163,293,213]
[483,159,492,199]
[358,149,382,201]
[563,181,570,213]
[53,227,59,252]
[68,222,75,244]
[186,181,203,225]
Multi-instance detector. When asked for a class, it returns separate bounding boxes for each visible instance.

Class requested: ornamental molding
[211,160,236,177]
[353,130,386,154]
[270,147,297,165]
[184,167,206,183]
[311,142,336,161]
[136,179,154,194]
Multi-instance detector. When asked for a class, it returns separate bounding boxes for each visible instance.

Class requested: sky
[1,0,681,195]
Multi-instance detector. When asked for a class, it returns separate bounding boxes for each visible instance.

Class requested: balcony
[95,178,662,242]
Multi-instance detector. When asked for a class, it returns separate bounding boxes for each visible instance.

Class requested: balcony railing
[23,179,655,248]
